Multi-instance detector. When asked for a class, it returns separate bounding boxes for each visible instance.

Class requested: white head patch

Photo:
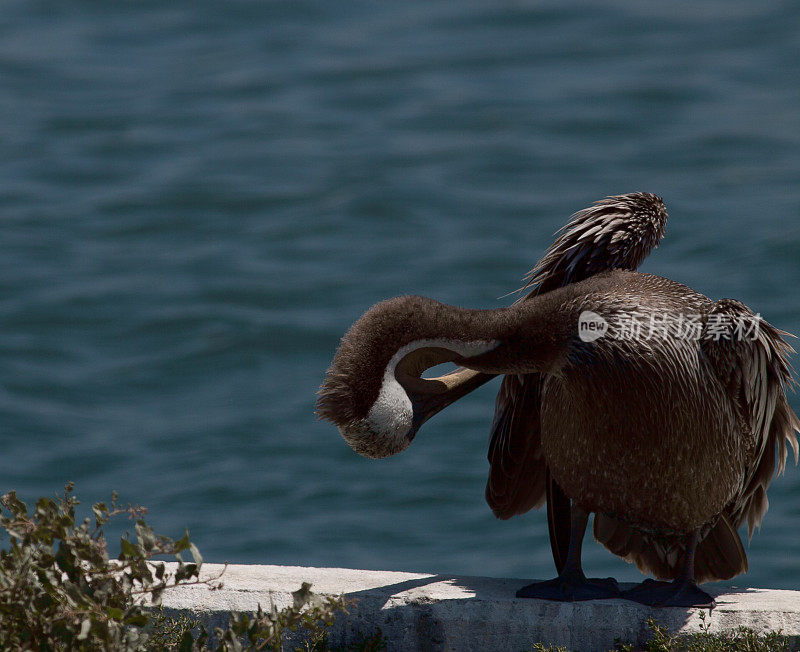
[340,339,497,458]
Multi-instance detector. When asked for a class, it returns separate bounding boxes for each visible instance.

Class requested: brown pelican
[317,193,799,607]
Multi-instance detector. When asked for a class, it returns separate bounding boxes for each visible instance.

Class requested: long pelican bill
[394,356,494,435]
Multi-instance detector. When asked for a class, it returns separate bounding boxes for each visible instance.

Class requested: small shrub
[531,612,790,652]
[0,482,213,650]
[614,613,789,652]
[198,582,350,651]
[146,608,201,650]
[0,483,381,651]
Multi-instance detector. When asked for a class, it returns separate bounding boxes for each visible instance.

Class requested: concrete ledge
[161,564,800,651]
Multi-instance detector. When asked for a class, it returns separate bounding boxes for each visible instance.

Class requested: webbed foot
[516,572,620,601]
[621,578,715,608]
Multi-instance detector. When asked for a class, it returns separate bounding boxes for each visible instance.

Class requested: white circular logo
[578,311,608,342]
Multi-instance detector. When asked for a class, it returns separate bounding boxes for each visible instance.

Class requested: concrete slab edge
[158,563,800,651]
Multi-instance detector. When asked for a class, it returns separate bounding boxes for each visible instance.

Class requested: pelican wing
[487,194,668,544]
[485,373,547,516]
[701,300,800,539]
[596,300,800,584]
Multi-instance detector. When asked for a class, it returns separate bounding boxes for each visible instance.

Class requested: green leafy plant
[0,482,218,650]
[196,582,350,651]
[615,614,790,652]
[531,612,789,652]
[146,608,202,650]
[0,484,382,651]
[148,585,385,652]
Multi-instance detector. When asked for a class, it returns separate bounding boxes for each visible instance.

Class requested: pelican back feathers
[591,298,800,582]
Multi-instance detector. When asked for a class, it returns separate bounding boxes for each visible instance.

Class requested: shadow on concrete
[334,574,765,651]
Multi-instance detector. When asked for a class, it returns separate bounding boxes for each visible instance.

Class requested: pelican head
[316,296,499,458]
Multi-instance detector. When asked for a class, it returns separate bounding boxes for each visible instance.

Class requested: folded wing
[593,299,800,582]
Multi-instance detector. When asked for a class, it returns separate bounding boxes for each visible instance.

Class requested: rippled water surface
[1,1,799,589]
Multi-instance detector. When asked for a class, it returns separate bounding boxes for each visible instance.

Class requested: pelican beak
[395,348,494,439]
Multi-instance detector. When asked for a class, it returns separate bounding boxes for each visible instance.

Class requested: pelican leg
[516,505,620,601]
[621,530,716,608]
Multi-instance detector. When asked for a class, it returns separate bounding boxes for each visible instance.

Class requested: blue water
[1,1,799,590]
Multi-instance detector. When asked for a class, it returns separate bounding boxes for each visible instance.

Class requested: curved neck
[318,283,584,428]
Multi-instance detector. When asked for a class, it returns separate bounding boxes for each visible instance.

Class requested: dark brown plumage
[487,193,669,580]
[317,193,799,605]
